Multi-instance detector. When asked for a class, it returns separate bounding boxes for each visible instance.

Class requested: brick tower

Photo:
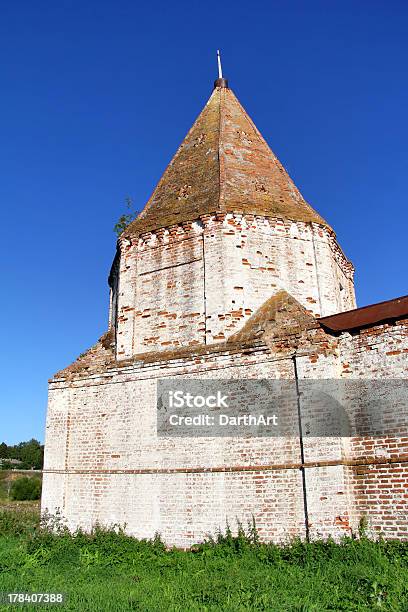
[42,71,408,546]
[110,77,355,360]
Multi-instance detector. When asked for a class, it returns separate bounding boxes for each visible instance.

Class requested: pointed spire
[214,49,229,89]
[124,85,330,237]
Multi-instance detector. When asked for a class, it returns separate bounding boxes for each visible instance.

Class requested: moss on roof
[123,86,330,239]
[227,290,319,344]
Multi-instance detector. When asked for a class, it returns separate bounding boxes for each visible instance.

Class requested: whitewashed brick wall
[114,215,355,358]
[42,318,408,546]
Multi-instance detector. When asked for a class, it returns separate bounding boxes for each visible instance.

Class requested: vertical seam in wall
[310,224,323,316]
[114,250,120,350]
[293,355,310,542]
[131,242,138,356]
[114,245,123,359]
[334,257,355,311]
[108,287,112,331]
[202,232,207,345]
[62,393,72,512]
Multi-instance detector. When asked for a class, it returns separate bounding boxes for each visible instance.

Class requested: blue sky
[0,1,407,444]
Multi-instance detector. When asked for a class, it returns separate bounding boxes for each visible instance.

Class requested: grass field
[1,502,408,611]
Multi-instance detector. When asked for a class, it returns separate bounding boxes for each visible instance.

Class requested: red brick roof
[124,85,330,237]
[319,295,408,332]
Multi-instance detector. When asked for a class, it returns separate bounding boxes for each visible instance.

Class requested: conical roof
[124,84,330,237]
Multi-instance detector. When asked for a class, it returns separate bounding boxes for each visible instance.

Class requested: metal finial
[217,50,223,79]
[214,50,229,89]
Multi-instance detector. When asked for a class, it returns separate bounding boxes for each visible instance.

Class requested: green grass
[0,506,408,611]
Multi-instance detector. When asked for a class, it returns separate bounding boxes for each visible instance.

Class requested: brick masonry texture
[115,214,355,357]
[42,83,408,547]
[42,316,408,546]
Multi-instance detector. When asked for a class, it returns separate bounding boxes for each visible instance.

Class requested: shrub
[0,507,39,536]
[10,477,41,501]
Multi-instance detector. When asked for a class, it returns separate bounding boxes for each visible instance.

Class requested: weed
[0,508,407,611]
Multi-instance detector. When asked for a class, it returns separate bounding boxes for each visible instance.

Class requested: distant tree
[113,197,137,236]
[0,439,44,469]
[10,477,42,501]
[15,439,43,469]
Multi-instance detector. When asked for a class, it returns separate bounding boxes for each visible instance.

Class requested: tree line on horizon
[0,439,43,470]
